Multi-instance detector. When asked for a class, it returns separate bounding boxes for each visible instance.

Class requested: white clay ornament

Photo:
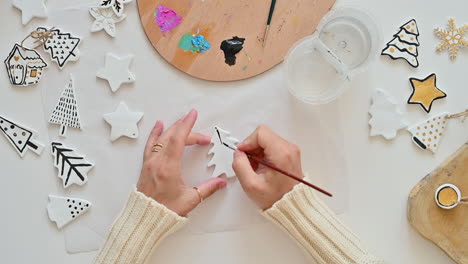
[369,89,407,140]
[4,43,48,86]
[96,53,135,92]
[0,115,44,158]
[208,126,239,178]
[381,19,420,68]
[36,27,81,69]
[103,102,143,141]
[51,142,94,188]
[89,7,127,37]
[47,195,91,229]
[99,0,133,17]
[49,74,82,137]
[407,112,449,153]
[12,0,47,25]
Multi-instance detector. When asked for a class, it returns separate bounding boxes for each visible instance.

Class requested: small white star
[12,0,48,25]
[103,102,143,141]
[97,52,135,92]
[89,7,126,37]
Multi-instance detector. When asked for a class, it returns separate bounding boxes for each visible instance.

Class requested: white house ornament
[381,19,420,68]
[49,74,82,137]
[4,43,48,86]
[96,53,135,92]
[51,142,94,188]
[208,126,239,178]
[369,89,407,140]
[103,102,143,141]
[12,0,47,25]
[47,195,91,229]
[99,0,133,17]
[0,115,44,158]
[89,7,126,37]
[435,18,468,60]
[36,27,81,69]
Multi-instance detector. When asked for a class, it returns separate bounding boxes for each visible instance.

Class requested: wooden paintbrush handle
[246,154,333,197]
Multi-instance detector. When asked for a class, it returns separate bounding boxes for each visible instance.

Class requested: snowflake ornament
[89,7,126,37]
[434,18,468,60]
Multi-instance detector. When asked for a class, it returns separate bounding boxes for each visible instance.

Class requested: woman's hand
[232,125,303,210]
[137,109,227,216]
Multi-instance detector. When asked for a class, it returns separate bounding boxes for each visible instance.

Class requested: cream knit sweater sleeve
[263,180,385,264]
[94,188,187,264]
[95,184,384,264]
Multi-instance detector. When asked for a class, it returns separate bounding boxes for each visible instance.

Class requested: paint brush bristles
[263,0,277,47]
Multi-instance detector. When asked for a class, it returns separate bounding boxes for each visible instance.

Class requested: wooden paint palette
[137,0,335,81]
[408,142,468,264]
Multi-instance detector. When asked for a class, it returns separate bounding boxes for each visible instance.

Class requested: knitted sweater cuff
[94,187,187,264]
[263,177,385,264]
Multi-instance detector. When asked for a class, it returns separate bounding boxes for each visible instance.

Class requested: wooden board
[137,0,335,81]
[408,142,468,264]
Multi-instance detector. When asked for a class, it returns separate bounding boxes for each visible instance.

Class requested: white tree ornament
[96,53,135,92]
[89,7,126,37]
[99,0,133,17]
[37,27,81,69]
[381,19,420,68]
[12,0,47,25]
[51,142,94,188]
[103,102,143,141]
[208,126,239,178]
[407,112,449,153]
[49,74,82,137]
[369,89,407,140]
[0,115,44,158]
[47,195,91,229]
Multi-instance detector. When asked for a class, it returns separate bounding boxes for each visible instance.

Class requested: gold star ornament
[408,73,447,113]
[434,18,468,60]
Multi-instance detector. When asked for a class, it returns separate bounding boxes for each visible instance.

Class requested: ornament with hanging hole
[408,112,449,153]
[47,195,91,229]
[208,126,239,178]
[434,18,468,60]
[49,74,82,137]
[96,53,135,92]
[381,19,420,68]
[103,102,143,141]
[89,7,126,37]
[0,115,44,158]
[369,89,407,140]
[4,43,48,86]
[37,27,81,69]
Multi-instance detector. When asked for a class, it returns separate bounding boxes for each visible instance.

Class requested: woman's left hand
[137,109,227,216]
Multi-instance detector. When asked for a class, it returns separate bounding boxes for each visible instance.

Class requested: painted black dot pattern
[66,199,89,219]
[0,115,33,153]
[40,27,81,68]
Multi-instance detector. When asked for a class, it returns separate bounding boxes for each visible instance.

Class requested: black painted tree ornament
[49,74,82,137]
[0,115,44,158]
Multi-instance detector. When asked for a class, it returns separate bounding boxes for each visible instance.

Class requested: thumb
[232,150,259,188]
[195,177,227,201]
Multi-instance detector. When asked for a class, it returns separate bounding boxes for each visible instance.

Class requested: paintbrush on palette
[262,0,277,47]
[215,128,333,197]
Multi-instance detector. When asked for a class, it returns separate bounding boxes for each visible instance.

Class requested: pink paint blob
[155,5,182,33]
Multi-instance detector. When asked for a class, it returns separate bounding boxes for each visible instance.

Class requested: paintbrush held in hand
[215,127,333,197]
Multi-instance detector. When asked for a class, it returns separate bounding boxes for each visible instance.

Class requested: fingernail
[203,135,211,142]
[154,120,160,127]
[184,109,196,120]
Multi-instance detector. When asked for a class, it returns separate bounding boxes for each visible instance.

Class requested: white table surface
[1,0,467,263]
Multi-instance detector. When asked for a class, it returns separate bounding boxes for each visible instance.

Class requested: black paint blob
[220,36,245,66]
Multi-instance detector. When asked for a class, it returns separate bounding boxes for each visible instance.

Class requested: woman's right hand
[232,125,304,210]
